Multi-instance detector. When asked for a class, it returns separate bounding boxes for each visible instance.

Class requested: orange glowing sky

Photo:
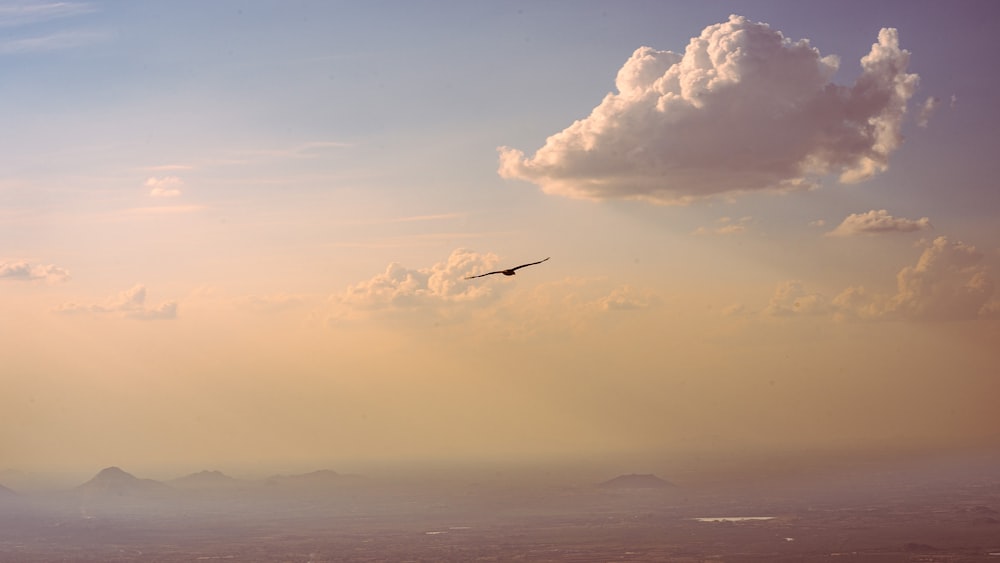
[2,1,999,477]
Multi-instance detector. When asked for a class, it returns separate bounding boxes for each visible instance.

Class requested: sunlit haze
[3,1,999,484]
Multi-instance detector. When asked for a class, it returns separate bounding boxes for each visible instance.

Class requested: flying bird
[465,257,550,279]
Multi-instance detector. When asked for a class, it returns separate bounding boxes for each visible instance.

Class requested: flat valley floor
[2,454,999,562]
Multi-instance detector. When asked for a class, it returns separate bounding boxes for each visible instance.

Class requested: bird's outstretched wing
[510,257,550,272]
[464,270,504,279]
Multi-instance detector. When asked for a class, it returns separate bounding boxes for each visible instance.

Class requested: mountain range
[67,466,357,498]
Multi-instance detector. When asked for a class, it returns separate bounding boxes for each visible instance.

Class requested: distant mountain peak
[77,466,171,497]
[93,466,135,481]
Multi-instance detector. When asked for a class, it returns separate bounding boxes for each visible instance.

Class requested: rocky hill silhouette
[76,466,173,498]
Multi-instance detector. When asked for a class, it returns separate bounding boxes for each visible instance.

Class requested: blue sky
[2,1,999,476]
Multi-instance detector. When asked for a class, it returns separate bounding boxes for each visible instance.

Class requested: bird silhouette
[465,257,550,279]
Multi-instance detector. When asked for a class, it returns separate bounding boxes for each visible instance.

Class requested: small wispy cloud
[917,96,941,128]
[327,232,497,250]
[340,213,466,226]
[295,140,354,152]
[142,164,195,172]
[827,209,931,237]
[597,285,657,311]
[0,30,108,54]
[389,213,465,223]
[0,2,95,27]
[145,176,183,198]
[0,260,70,283]
[125,205,205,215]
[56,284,178,320]
[231,141,354,161]
[693,216,752,236]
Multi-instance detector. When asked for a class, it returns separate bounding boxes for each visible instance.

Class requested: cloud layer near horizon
[332,250,654,335]
[498,15,919,204]
[767,237,997,322]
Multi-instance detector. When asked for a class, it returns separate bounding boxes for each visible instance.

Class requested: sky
[2,0,999,480]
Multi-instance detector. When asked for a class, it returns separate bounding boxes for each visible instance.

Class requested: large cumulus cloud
[498,15,919,204]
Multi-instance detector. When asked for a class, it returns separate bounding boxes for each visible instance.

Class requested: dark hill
[76,466,173,497]
[598,473,675,489]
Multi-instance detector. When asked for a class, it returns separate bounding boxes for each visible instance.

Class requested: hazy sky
[3,0,999,477]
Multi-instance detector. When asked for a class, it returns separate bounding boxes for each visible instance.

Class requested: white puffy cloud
[0,260,69,283]
[827,209,931,237]
[145,176,183,197]
[335,249,502,312]
[498,15,918,205]
[57,284,178,320]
